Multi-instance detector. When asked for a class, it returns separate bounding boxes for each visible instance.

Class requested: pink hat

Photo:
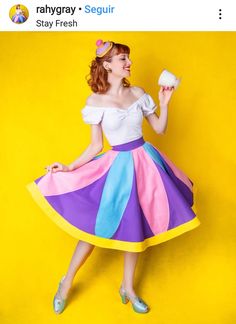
[96,39,113,58]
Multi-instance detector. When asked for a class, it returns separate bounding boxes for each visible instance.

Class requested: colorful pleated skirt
[12,14,27,23]
[26,137,200,252]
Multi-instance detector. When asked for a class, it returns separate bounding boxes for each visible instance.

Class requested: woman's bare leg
[59,240,95,299]
[121,251,140,298]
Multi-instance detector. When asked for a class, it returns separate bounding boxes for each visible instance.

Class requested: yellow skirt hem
[26,181,201,252]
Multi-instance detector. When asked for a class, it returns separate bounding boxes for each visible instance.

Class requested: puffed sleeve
[81,106,104,124]
[141,93,158,117]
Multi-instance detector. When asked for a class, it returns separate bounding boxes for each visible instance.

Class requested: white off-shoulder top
[81,93,157,146]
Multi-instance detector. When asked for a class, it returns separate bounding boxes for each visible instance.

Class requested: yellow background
[1,32,235,323]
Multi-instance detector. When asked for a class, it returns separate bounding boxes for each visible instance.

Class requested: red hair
[87,42,131,94]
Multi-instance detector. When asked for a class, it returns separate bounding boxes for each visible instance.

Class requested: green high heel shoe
[53,275,67,314]
[119,286,150,313]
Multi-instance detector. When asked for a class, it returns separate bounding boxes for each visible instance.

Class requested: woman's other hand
[45,162,70,173]
[158,86,174,107]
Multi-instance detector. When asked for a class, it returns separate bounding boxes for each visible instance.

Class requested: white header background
[0,0,235,31]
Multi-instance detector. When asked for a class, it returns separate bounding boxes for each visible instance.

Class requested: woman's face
[105,53,132,78]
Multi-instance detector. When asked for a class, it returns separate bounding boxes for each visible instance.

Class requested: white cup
[158,69,181,90]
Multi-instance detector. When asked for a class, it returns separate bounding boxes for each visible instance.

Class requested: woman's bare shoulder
[86,93,99,106]
[85,93,106,107]
[130,86,146,97]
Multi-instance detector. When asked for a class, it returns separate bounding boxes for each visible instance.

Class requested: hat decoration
[96,39,113,58]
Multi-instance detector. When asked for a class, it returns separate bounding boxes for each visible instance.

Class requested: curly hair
[87,42,131,94]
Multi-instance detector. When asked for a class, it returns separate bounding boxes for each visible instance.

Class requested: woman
[26,40,200,314]
[12,4,27,24]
